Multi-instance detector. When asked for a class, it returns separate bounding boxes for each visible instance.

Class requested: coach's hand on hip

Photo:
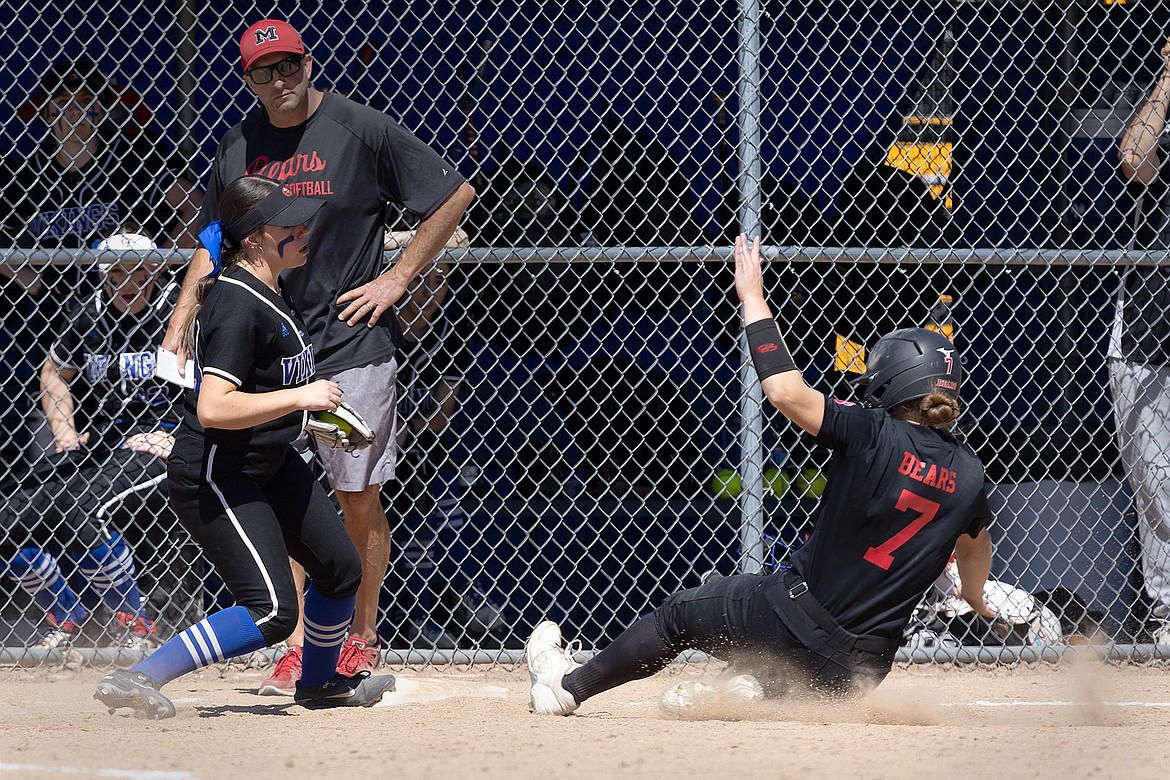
[337,272,405,328]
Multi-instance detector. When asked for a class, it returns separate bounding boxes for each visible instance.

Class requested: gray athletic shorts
[296,357,398,492]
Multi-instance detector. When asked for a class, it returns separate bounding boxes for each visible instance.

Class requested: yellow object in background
[712,469,741,499]
[885,141,953,207]
[924,294,955,342]
[764,468,789,498]
[795,468,827,499]
[834,334,867,374]
[712,468,791,499]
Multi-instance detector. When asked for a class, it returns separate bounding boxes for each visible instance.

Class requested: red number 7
[864,489,941,570]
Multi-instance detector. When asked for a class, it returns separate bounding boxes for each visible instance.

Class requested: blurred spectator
[574,126,705,249]
[466,146,572,248]
[462,127,708,361]
[0,58,202,252]
[1,229,178,649]
[718,176,832,247]
[538,359,708,499]
[834,159,958,248]
[461,148,581,355]
[575,126,705,318]
[17,60,157,137]
[0,57,202,476]
[1113,33,1170,647]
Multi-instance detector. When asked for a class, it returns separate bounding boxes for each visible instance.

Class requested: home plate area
[373,675,510,706]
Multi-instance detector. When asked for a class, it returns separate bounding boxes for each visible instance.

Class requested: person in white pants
[1114,33,1170,645]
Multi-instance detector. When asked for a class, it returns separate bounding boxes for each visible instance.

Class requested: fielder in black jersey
[96,176,395,719]
[525,236,997,714]
[2,237,176,650]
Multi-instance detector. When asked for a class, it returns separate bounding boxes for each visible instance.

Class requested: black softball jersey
[183,265,314,447]
[49,282,182,450]
[788,397,993,639]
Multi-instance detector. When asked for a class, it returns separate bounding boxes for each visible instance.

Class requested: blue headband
[198,187,323,278]
[198,221,229,277]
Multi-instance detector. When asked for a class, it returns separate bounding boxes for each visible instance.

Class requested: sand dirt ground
[1,661,1166,779]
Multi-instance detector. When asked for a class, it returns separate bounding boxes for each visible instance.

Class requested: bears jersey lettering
[898,451,958,494]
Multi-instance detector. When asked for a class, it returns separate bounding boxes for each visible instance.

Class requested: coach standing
[1115,34,1170,648]
[162,19,475,679]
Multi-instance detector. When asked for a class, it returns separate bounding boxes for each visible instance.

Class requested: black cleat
[294,671,397,710]
[94,669,175,720]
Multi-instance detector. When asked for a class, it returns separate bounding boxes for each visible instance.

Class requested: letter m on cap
[254,25,279,45]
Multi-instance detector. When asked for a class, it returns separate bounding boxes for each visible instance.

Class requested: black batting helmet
[855,327,960,410]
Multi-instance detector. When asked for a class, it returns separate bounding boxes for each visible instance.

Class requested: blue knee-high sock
[133,605,265,686]
[6,547,87,625]
[78,531,145,616]
[300,584,356,686]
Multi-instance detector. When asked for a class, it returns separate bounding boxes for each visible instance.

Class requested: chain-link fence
[1,1,1169,666]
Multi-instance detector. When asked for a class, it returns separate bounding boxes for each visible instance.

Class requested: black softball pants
[565,571,898,703]
[0,447,167,551]
[167,434,362,645]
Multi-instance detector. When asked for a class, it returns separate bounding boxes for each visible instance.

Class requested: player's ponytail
[893,391,959,429]
[179,176,280,356]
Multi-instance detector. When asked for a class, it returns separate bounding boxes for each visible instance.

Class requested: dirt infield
[1,661,1166,779]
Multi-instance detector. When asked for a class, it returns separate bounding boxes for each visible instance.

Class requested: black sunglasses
[246,55,303,85]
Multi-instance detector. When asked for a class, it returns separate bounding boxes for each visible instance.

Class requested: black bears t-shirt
[198,92,465,374]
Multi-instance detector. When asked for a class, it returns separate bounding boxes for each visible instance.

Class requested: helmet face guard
[855,327,960,410]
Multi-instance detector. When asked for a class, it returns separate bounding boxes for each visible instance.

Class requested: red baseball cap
[239,20,305,71]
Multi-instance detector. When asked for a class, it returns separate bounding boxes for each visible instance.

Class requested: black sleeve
[48,300,91,370]
[810,396,883,456]
[1130,177,1169,249]
[0,160,21,247]
[966,484,994,538]
[196,155,226,236]
[116,138,175,238]
[430,321,472,383]
[377,119,465,220]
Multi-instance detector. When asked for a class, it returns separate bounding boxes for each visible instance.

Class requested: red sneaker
[336,636,381,676]
[112,611,159,650]
[258,644,303,696]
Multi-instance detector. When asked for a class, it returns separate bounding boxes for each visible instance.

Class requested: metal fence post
[737,0,765,575]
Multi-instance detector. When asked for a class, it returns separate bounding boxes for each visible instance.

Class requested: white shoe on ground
[1153,619,1170,646]
[525,620,581,716]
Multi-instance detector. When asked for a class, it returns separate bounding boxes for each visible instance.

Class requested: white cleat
[526,620,582,716]
[659,673,764,714]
